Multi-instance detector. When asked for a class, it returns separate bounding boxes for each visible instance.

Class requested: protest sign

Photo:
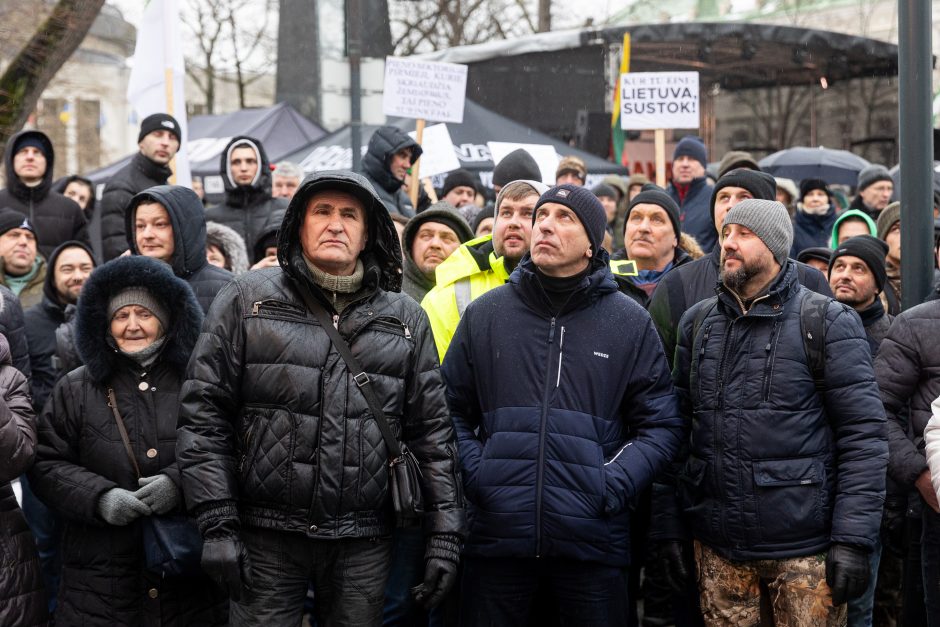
[408,124,460,178]
[620,72,700,131]
[383,57,469,123]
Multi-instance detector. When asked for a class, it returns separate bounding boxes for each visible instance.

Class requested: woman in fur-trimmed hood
[28,256,227,626]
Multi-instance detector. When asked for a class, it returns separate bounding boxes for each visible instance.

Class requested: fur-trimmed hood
[277,170,403,295]
[125,184,209,279]
[75,256,203,385]
[206,221,249,274]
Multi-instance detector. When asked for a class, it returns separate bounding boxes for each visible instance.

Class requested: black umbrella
[758,146,870,187]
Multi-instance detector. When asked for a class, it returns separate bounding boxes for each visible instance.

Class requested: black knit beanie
[0,209,33,236]
[535,184,608,253]
[829,235,889,292]
[710,168,778,220]
[493,149,542,188]
[138,113,182,143]
[799,178,830,201]
[441,169,479,197]
[626,183,680,237]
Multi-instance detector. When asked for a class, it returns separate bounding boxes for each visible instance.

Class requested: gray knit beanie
[857,164,892,192]
[107,287,170,330]
[721,199,794,266]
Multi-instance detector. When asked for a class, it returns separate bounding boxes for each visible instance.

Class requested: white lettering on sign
[620,72,700,130]
[383,57,468,123]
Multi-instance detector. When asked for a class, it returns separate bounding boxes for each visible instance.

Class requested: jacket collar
[510,248,618,316]
[133,151,172,183]
[716,260,799,318]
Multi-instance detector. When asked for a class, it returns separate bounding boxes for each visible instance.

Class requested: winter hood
[277,170,403,294]
[829,209,877,248]
[42,240,97,307]
[125,184,210,278]
[4,130,54,202]
[206,221,249,274]
[361,126,423,193]
[219,135,272,203]
[75,255,203,384]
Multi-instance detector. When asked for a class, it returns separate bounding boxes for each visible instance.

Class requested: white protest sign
[408,123,461,178]
[620,71,700,130]
[383,57,468,123]
[487,142,559,186]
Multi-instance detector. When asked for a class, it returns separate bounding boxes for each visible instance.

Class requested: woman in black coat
[28,256,227,626]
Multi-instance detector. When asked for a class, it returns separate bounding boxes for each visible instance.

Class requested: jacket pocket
[753,457,825,544]
[238,405,296,507]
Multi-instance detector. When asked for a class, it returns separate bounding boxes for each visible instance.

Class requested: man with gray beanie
[850,164,894,219]
[652,198,888,625]
[442,183,682,626]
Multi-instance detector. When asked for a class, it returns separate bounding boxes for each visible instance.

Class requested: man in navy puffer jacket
[442,184,683,626]
[653,199,887,625]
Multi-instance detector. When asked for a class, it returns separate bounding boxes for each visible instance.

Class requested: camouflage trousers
[694,542,847,627]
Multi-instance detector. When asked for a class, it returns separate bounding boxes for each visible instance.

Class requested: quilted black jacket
[177,170,466,540]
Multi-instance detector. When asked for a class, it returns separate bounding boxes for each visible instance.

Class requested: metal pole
[898,0,933,308]
[347,0,362,172]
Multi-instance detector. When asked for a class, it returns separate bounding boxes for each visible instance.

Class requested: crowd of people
[0,112,937,627]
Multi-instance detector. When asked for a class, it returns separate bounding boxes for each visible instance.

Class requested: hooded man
[402,201,474,302]
[205,136,289,264]
[100,113,181,260]
[790,178,838,257]
[0,130,88,259]
[667,136,716,252]
[0,210,45,310]
[422,180,548,361]
[650,168,832,368]
[176,170,466,624]
[442,183,682,626]
[126,185,232,313]
[361,126,422,218]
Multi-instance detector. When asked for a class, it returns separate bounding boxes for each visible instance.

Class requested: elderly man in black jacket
[125,185,232,313]
[655,199,887,625]
[176,171,466,626]
[0,130,89,259]
[100,113,181,260]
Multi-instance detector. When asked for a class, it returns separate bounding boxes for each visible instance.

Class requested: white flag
[126,0,191,186]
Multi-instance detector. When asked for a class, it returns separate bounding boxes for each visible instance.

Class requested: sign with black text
[620,72,700,130]
[383,57,468,123]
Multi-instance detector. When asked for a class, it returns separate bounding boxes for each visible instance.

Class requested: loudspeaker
[574,110,612,158]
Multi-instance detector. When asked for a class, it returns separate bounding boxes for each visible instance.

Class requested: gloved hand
[96,487,152,525]
[661,540,694,594]
[412,534,461,609]
[826,543,870,605]
[201,533,253,602]
[135,474,180,515]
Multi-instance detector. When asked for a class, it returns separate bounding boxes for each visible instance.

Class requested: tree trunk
[0,0,105,148]
[537,0,550,32]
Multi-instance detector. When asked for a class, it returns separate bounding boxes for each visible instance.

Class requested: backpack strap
[799,290,829,393]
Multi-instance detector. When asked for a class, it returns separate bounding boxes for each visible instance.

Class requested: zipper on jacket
[332,314,339,329]
[535,316,556,557]
[761,321,780,402]
[714,318,736,547]
[555,326,566,388]
[251,299,307,317]
[695,324,711,405]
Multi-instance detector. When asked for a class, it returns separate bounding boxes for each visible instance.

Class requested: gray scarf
[119,336,167,370]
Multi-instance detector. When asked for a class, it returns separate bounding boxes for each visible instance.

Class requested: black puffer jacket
[27,256,226,626]
[648,245,833,366]
[0,130,88,260]
[24,241,96,413]
[100,152,172,261]
[874,299,940,487]
[204,136,288,263]
[0,284,30,378]
[177,170,466,541]
[361,126,422,218]
[654,262,887,560]
[0,334,48,626]
[126,185,233,313]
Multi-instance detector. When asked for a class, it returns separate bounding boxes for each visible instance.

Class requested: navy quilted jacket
[651,261,887,560]
[441,251,683,567]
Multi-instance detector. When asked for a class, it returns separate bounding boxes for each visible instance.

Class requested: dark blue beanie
[673,136,707,167]
[14,135,48,159]
[535,184,608,253]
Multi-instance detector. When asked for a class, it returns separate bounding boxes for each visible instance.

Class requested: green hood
[830,209,877,248]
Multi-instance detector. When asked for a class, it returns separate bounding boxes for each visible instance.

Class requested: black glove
[661,540,693,594]
[201,533,253,602]
[825,543,870,605]
[412,534,461,609]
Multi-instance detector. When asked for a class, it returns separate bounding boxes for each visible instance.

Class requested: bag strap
[799,290,829,393]
[107,388,141,478]
[292,279,403,460]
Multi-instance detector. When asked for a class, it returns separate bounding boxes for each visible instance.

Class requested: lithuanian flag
[611,34,631,166]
